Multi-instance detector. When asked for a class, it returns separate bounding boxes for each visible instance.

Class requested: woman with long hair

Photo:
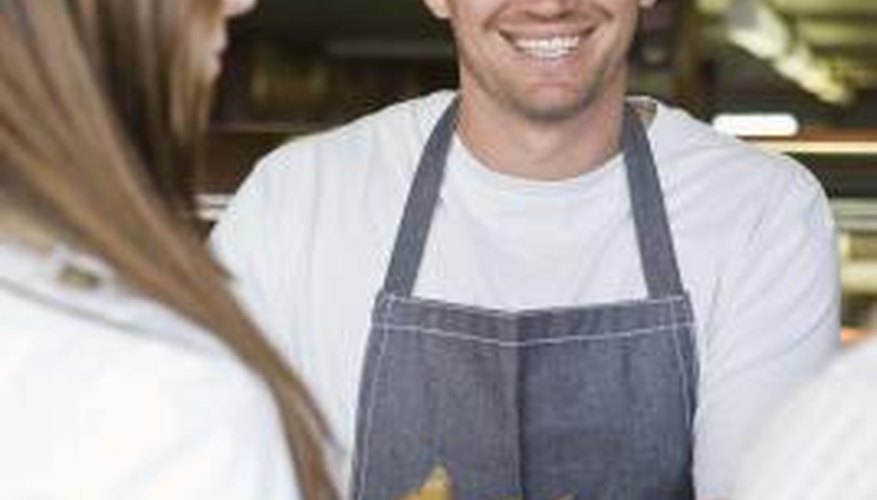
[0,0,336,498]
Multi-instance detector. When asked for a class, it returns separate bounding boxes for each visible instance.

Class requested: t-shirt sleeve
[692,161,841,498]
[209,144,318,354]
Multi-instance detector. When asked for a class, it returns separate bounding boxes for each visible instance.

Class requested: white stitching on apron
[669,298,693,430]
[374,321,694,347]
[385,293,688,317]
[355,294,397,500]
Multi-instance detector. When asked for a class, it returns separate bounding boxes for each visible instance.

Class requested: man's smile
[500,26,597,61]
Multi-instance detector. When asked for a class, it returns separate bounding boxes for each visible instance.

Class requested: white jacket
[734,338,877,500]
[0,239,298,500]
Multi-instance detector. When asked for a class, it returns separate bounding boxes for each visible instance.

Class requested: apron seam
[381,293,688,317]
[374,321,694,347]
[354,296,396,500]
[669,299,694,431]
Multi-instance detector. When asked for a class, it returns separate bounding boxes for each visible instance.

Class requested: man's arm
[209,144,320,353]
[693,161,840,499]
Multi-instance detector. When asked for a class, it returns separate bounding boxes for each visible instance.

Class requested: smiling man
[211,0,840,499]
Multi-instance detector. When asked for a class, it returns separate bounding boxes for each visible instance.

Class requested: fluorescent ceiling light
[712,112,800,137]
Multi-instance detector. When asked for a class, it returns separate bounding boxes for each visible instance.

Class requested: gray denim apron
[352,99,698,500]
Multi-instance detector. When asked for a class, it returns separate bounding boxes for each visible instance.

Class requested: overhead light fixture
[725,0,791,60]
[725,0,854,105]
[712,112,800,137]
[772,40,853,105]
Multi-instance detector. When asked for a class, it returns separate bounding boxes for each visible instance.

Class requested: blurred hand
[400,467,575,500]
[401,467,452,500]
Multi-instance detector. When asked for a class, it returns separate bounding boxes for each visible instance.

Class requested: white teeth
[513,36,580,59]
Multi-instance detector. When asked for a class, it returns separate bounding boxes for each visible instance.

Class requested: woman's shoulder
[0,242,289,498]
[733,340,877,500]
[0,238,262,394]
[0,234,276,421]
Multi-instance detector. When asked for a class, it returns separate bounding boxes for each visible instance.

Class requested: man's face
[424,0,655,122]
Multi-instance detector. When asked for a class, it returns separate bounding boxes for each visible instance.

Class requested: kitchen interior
[202,0,877,345]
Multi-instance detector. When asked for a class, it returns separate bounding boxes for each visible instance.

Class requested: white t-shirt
[733,339,877,500]
[210,91,840,499]
[0,239,298,499]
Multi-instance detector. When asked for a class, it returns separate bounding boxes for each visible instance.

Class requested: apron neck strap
[621,105,685,298]
[383,97,684,299]
[382,97,460,296]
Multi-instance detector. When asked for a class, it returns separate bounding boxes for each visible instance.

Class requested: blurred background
[201,0,877,344]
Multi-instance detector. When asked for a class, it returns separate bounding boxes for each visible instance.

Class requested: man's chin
[509,94,592,123]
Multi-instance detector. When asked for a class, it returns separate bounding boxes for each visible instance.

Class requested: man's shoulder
[649,99,825,203]
[212,92,458,252]
[256,90,456,177]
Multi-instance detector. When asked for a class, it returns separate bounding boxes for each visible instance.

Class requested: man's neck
[456,85,627,181]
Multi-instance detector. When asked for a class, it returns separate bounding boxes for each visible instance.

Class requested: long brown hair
[0,1,336,498]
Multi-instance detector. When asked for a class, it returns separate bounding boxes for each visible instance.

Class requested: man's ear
[423,0,451,20]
